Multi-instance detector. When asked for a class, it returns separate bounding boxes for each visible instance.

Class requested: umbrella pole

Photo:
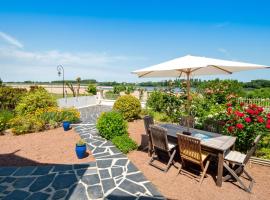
[186,71,191,132]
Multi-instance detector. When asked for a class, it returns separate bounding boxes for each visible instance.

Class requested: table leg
[217,151,224,187]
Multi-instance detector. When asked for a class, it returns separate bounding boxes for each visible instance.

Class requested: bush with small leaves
[96,111,127,140]
[113,95,141,121]
[0,110,14,132]
[9,115,45,135]
[15,87,57,115]
[112,134,138,154]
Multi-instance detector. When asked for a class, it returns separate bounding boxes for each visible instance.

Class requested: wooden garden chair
[143,115,154,156]
[177,133,210,185]
[179,116,195,128]
[149,125,177,172]
[223,135,261,193]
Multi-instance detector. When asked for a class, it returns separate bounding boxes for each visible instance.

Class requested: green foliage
[0,86,27,110]
[9,115,45,135]
[104,91,119,100]
[125,85,135,94]
[87,84,97,95]
[36,107,80,124]
[244,79,270,89]
[96,111,128,140]
[146,91,164,112]
[15,87,57,115]
[256,134,270,159]
[0,110,14,132]
[113,85,126,94]
[113,95,141,121]
[146,91,184,122]
[76,139,86,146]
[191,94,225,129]
[245,88,270,98]
[112,134,138,154]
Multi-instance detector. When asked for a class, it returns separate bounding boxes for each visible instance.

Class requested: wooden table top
[159,124,236,152]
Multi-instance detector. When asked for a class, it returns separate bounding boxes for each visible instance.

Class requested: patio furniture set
[143,115,261,193]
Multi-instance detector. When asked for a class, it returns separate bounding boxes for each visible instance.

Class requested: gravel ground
[128,120,270,200]
[0,127,94,166]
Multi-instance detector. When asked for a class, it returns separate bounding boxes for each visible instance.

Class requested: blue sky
[0,0,270,82]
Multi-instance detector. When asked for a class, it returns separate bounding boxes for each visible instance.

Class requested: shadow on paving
[0,155,102,199]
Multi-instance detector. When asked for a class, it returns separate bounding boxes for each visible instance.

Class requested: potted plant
[62,121,71,131]
[76,139,86,159]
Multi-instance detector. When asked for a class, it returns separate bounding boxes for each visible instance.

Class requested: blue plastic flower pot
[76,144,86,159]
[63,121,70,131]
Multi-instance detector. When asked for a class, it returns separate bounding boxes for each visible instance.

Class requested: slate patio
[0,105,164,200]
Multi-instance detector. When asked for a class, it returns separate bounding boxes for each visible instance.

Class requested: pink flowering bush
[219,102,270,152]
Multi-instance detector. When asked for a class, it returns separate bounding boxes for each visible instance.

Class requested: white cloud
[0,31,24,48]
[0,46,145,81]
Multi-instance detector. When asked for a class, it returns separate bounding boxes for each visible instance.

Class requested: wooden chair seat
[225,151,246,164]
[181,150,209,164]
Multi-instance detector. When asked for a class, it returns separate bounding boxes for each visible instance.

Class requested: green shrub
[15,87,57,115]
[146,91,164,112]
[9,115,45,135]
[112,134,138,154]
[147,91,184,122]
[0,86,27,110]
[60,108,81,123]
[87,84,97,95]
[113,85,126,94]
[0,110,14,132]
[96,111,127,140]
[36,107,80,124]
[113,95,141,121]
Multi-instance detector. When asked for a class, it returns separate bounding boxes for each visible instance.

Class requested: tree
[66,77,81,97]
[87,84,97,95]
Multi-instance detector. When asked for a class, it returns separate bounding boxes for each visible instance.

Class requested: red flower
[266,124,270,129]
[228,126,235,132]
[235,111,244,117]
[253,110,259,115]
[227,107,233,114]
[267,119,270,124]
[245,117,252,123]
[267,113,270,119]
[258,107,264,112]
[257,116,264,123]
[240,102,245,107]
[246,109,255,115]
[236,123,244,129]
[226,103,232,107]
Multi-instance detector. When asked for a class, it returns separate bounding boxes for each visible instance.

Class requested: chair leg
[223,162,251,192]
[178,158,185,175]
[165,149,176,172]
[199,160,210,185]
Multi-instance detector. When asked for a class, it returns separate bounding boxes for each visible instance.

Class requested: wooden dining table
[159,123,237,187]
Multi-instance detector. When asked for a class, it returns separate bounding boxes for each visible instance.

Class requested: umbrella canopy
[132,55,269,78]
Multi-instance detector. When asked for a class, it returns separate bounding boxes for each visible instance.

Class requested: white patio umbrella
[132,55,269,128]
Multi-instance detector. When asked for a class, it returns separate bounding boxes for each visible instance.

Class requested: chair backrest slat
[143,115,154,136]
[150,125,169,151]
[243,135,262,164]
[177,133,202,162]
